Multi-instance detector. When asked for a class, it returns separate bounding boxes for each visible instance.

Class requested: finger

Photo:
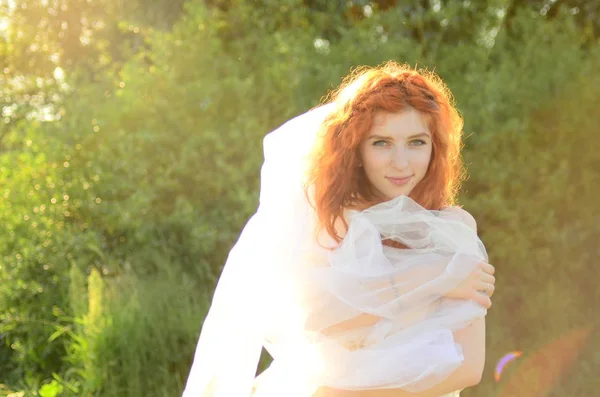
[481,273,496,285]
[482,295,492,309]
[477,280,494,295]
[477,262,495,275]
[471,291,491,309]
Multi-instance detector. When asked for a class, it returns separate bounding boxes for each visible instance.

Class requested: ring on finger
[482,283,490,295]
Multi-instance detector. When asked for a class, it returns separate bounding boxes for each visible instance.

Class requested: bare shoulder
[442,206,478,232]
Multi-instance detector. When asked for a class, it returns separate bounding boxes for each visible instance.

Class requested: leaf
[38,380,63,397]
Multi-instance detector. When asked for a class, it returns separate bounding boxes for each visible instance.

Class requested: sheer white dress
[182,105,487,397]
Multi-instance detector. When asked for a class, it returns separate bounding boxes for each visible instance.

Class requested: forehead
[370,109,430,137]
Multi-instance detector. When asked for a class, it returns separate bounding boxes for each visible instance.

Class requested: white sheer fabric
[182,105,487,397]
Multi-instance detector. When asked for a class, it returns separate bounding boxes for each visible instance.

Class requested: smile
[386,176,412,186]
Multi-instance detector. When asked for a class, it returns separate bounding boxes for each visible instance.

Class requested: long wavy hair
[305,61,466,243]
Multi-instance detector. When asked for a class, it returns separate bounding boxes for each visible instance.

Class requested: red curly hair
[306,61,466,243]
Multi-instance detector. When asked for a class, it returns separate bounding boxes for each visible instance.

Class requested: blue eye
[372,140,389,146]
[411,139,427,146]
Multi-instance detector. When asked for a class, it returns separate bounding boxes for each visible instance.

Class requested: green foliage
[87,273,205,397]
[38,380,63,397]
[1,1,599,396]
[459,63,600,396]
[54,270,205,397]
[0,119,88,384]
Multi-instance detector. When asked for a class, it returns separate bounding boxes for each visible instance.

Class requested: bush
[1,2,598,396]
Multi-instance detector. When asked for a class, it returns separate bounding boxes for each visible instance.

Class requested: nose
[390,145,409,169]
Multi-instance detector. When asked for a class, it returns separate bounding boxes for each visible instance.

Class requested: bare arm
[322,207,492,336]
[314,318,486,397]
[315,208,488,397]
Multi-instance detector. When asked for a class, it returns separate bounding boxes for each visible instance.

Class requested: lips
[386,176,412,186]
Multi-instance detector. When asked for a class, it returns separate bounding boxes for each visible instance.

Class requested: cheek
[362,148,386,170]
[416,149,432,171]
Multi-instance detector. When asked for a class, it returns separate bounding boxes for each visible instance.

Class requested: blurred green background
[1,0,599,396]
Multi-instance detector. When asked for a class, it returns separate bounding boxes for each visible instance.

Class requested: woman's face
[358,109,433,200]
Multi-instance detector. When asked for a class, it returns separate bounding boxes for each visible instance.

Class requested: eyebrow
[368,132,431,140]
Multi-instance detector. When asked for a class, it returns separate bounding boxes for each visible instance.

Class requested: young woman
[182,62,496,397]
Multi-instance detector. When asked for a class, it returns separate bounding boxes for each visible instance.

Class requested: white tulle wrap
[182,105,487,397]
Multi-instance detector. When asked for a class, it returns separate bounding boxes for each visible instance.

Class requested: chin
[385,192,410,200]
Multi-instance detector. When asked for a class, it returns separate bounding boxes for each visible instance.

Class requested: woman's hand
[444,262,495,309]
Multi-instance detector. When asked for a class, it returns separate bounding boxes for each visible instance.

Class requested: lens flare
[495,351,522,382]
[498,326,592,397]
